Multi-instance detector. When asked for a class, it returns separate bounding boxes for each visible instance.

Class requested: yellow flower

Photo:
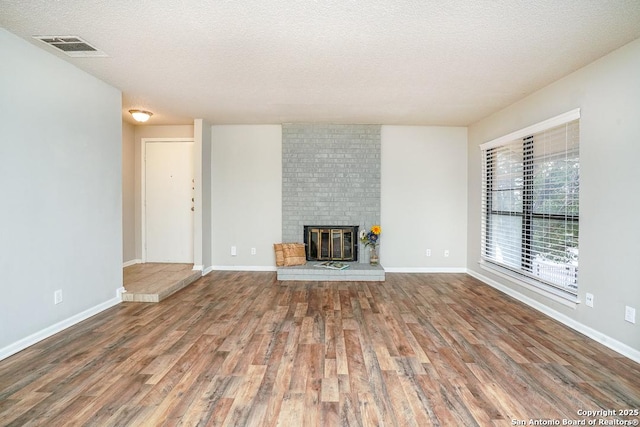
[371,225,381,235]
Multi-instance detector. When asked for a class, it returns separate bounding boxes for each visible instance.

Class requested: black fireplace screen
[304,226,359,261]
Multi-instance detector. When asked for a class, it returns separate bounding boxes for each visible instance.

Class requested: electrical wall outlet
[625,306,636,324]
[585,293,594,307]
[231,246,237,256]
[251,247,256,255]
[444,250,450,257]
[54,289,63,305]
[426,249,431,257]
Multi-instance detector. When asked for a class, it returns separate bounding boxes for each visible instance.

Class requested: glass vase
[369,246,379,266]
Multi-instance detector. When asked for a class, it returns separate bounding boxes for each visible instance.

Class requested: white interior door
[145,141,194,263]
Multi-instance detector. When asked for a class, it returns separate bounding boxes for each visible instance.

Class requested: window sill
[479,260,580,309]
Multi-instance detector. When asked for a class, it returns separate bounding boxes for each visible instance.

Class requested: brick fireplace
[281,124,381,263]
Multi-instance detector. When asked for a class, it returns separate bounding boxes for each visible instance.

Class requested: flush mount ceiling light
[129,110,153,122]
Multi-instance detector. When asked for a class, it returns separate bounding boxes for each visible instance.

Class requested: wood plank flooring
[0,272,638,426]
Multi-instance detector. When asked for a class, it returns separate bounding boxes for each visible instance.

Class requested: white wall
[211,125,282,268]
[467,37,640,355]
[381,126,468,270]
[0,29,122,355]
[122,121,136,263]
[194,119,213,272]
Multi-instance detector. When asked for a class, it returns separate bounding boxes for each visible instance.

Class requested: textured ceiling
[2,0,640,126]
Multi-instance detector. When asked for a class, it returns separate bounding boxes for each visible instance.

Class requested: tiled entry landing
[277,263,385,281]
[122,263,201,302]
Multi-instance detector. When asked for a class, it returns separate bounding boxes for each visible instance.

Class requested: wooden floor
[0,272,638,426]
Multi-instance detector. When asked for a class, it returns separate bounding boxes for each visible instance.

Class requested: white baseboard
[123,259,142,268]
[194,265,215,276]
[0,293,122,362]
[209,266,466,274]
[467,269,640,364]
[383,267,468,273]
[212,265,277,272]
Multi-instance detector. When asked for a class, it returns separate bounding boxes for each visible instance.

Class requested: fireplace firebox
[304,226,359,262]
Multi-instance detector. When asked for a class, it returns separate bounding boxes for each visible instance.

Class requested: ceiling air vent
[33,36,108,57]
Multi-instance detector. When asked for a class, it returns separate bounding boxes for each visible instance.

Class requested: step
[277,262,385,281]
[122,269,202,302]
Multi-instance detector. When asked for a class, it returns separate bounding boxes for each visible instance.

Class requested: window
[480,110,580,299]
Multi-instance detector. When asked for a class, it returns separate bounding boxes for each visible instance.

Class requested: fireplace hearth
[304,226,359,262]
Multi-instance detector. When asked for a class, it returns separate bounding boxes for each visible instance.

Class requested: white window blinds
[480,109,580,296]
